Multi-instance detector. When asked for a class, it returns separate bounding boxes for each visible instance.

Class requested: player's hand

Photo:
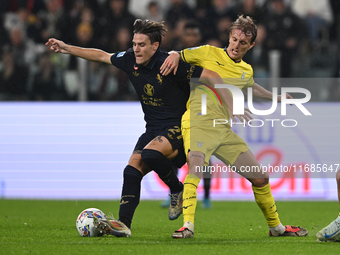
[278,93,293,105]
[45,38,68,54]
[230,107,253,125]
[160,51,180,76]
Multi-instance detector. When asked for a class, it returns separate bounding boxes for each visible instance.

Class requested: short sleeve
[174,60,203,82]
[110,50,130,72]
[181,45,210,66]
[246,77,255,88]
[244,67,255,88]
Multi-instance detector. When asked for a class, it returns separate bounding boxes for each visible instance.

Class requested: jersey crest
[240,70,247,80]
[156,74,163,84]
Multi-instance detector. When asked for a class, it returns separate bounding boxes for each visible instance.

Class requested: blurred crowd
[0,0,340,101]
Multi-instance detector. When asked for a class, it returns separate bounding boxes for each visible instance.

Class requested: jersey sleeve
[110,50,130,72]
[174,60,203,82]
[244,67,255,88]
[246,77,255,88]
[180,45,210,66]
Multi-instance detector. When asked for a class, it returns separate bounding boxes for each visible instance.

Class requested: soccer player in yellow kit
[160,15,308,238]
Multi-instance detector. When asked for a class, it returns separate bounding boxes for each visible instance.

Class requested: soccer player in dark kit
[46,19,235,237]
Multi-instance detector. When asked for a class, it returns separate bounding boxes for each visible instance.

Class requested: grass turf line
[0,200,339,255]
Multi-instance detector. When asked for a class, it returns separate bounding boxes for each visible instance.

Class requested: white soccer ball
[76,208,107,237]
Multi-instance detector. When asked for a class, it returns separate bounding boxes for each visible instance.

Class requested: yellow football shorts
[181,118,249,166]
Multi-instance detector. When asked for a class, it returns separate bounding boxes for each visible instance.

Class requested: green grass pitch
[1,200,339,255]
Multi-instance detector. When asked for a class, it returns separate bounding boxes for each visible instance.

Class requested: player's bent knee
[336,170,340,182]
[141,149,165,169]
[251,177,269,188]
[128,153,149,174]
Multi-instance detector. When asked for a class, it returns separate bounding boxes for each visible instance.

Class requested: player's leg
[172,123,216,238]
[141,126,185,220]
[316,170,340,241]
[95,150,151,237]
[233,150,281,232]
[214,130,307,237]
[172,151,204,238]
[119,151,151,228]
[202,160,212,209]
[142,135,183,195]
[233,150,308,237]
[161,165,179,208]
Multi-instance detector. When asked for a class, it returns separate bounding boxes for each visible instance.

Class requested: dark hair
[228,15,257,43]
[133,19,167,44]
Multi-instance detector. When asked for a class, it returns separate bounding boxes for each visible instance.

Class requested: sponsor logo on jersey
[143,84,154,96]
[188,47,199,50]
[186,65,195,79]
[133,71,139,77]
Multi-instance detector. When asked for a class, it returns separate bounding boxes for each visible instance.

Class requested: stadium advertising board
[0,102,338,200]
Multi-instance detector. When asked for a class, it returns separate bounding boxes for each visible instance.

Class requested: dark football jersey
[111,48,203,130]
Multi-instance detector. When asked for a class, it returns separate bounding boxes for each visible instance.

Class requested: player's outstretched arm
[160,51,180,75]
[251,83,274,100]
[200,69,252,124]
[278,93,293,102]
[251,83,293,102]
[45,38,113,64]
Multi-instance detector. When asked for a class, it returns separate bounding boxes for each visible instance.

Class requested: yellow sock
[183,174,201,224]
[252,183,281,228]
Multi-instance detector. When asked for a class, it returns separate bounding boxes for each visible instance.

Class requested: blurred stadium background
[0,0,339,201]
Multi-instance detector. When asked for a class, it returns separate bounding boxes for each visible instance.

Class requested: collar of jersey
[224,46,241,63]
[134,48,160,69]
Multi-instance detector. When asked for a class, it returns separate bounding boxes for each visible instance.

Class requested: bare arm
[251,83,273,100]
[45,38,113,64]
[250,83,293,102]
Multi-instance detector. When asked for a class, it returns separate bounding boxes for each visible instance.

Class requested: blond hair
[229,15,257,43]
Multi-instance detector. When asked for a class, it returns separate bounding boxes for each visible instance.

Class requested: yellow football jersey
[181,45,255,127]
[181,45,254,88]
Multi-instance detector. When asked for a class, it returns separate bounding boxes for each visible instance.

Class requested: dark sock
[168,165,179,194]
[203,178,211,199]
[118,165,143,229]
[172,164,178,176]
[141,149,182,193]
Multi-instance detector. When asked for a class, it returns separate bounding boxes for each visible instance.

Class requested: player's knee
[251,177,269,188]
[141,149,164,169]
[336,170,340,183]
